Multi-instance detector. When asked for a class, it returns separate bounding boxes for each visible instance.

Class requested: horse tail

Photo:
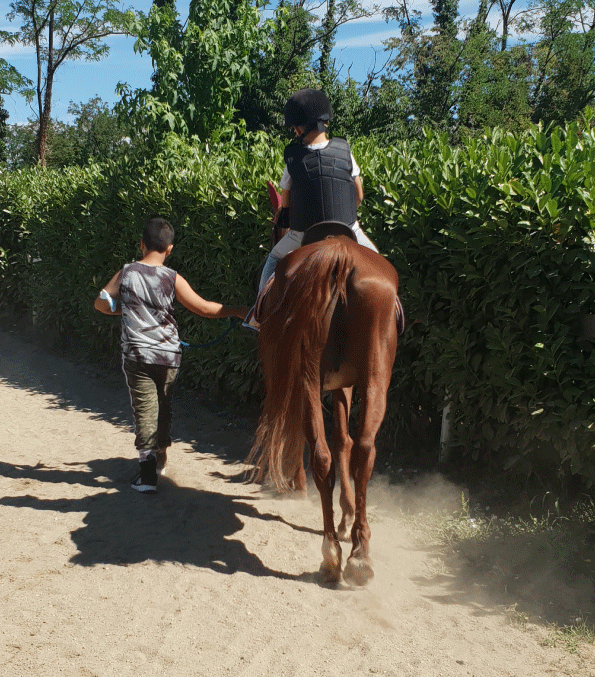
[247,238,355,492]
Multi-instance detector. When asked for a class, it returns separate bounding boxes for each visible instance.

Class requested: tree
[235,1,317,133]
[118,0,272,145]
[380,0,595,136]
[3,0,131,166]
[0,40,34,164]
[522,0,595,124]
[4,121,38,168]
[4,97,128,169]
[383,0,463,129]
[67,97,128,163]
[234,0,380,134]
[0,105,9,164]
[0,58,34,100]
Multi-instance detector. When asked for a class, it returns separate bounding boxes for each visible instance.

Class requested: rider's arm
[94,270,122,315]
[175,274,248,319]
[355,176,363,207]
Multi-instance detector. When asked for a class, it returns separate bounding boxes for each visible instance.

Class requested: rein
[180,318,239,350]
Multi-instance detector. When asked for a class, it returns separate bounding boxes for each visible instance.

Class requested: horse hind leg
[332,387,355,542]
[291,446,307,495]
[343,386,388,587]
[305,401,342,583]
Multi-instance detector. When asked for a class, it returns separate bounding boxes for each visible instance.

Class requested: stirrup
[242,306,260,332]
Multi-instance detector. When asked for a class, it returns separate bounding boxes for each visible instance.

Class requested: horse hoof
[292,488,308,500]
[319,562,342,584]
[343,557,374,586]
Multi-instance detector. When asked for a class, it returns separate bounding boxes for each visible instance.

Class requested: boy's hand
[234,306,251,320]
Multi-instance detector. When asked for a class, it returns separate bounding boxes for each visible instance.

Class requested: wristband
[100,289,120,313]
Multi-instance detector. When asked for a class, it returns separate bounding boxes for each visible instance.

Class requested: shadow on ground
[0,326,310,579]
[2,326,595,617]
[0,456,314,579]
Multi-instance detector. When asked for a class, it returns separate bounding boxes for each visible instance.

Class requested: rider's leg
[350,222,379,253]
[258,229,304,292]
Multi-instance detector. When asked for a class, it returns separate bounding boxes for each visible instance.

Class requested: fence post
[439,392,452,468]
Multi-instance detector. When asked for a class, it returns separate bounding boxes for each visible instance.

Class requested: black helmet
[284,89,333,129]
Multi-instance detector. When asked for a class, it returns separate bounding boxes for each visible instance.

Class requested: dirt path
[0,327,594,677]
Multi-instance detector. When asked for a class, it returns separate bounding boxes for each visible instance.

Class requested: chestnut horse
[246,228,398,585]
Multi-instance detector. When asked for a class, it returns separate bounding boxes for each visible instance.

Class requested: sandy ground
[1,326,594,677]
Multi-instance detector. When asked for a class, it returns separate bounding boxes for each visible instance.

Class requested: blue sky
[1,0,513,125]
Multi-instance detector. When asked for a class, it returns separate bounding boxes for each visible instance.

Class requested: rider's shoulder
[284,141,307,163]
[328,136,350,149]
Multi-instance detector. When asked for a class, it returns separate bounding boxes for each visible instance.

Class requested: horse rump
[246,237,355,492]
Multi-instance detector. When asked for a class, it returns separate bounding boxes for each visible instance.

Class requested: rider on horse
[244,88,379,330]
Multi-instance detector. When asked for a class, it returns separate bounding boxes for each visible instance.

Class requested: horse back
[279,238,398,392]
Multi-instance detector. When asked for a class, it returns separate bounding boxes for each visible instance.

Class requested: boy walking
[94,217,248,493]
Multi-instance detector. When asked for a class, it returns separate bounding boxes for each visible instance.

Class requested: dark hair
[142,217,174,253]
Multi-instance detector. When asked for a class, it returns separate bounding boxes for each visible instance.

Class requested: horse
[246,224,399,585]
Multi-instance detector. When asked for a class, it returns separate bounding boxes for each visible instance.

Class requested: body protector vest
[284,137,358,232]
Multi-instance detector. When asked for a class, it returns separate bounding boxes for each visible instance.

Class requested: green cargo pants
[122,358,179,459]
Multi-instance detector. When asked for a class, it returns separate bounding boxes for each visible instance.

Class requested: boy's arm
[175,275,249,319]
[354,176,363,206]
[94,270,122,315]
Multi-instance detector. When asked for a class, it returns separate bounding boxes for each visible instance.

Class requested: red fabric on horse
[267,181,282,212]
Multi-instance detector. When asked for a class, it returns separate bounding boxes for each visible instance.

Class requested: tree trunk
[499,0,516,52]
[36,79,53,167]
[318,0,336,85]
[36,9,54,166]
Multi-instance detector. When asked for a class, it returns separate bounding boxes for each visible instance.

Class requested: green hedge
[2,114,595,484]
[0,133,282,399]
[356,111,595,483]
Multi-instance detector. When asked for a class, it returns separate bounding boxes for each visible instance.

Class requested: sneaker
[131,457,158,494]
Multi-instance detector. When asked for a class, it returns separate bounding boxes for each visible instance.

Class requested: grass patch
[402,479,595,649]
[546,617,595,653]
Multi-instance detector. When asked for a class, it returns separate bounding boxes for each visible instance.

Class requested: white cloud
[0,42,36,57]
[335,28,397,49]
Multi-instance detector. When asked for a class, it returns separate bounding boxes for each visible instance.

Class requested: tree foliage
[3,0,131,165]
[235,1,317,133]
[380,0,595,139]
[5,97,129,169]
[234,0,380,135]
[117,0,272,145]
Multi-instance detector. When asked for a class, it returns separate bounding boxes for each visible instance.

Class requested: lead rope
[180,318,240,349]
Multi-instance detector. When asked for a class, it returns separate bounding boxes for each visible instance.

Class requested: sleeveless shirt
[120,261,181,367]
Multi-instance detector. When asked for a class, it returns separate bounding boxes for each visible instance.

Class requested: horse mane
[247,238,355,491]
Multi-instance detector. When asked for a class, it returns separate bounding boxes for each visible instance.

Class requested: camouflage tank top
[120,261,181,367]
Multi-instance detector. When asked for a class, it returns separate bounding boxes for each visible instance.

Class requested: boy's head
[142,217,174,253]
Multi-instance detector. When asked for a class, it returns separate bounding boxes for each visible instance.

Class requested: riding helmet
[284,89,333,129]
